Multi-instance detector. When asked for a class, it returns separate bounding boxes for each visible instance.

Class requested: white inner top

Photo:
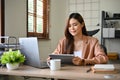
[74,50,82,58]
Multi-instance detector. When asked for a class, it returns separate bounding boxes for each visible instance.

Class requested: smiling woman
[27,0,50,39]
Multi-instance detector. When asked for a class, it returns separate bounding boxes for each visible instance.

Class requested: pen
[86,68,91,73]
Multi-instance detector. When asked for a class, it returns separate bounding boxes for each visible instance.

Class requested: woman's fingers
[72,57,82,66]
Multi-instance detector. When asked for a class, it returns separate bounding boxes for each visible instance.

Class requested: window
[27,0,50,39]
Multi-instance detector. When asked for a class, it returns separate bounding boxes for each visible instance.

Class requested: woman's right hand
[47,57,53,63]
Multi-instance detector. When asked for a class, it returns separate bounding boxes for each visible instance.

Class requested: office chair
[87,29,107,55]
[87,29,100,36]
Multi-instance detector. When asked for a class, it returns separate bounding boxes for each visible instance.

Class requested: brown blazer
[53,35,108,64]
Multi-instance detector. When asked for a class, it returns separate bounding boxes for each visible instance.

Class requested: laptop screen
[19,37,42,68]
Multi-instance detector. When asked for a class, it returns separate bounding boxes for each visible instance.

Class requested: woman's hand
[47,57,52,62]
[72,56,84,66]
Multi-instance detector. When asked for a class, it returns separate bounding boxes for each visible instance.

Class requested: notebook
[19,37,48,68]
[91,64,117,73]
[93,64,115,71]
[49,54,74,65]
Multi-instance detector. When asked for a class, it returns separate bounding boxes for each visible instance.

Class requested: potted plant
[0,49,25,70]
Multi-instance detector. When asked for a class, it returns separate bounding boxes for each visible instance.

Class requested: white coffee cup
[47,59,61,71]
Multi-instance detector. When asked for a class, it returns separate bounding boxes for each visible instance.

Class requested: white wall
[100,0,120,12]
[5,0,26,37]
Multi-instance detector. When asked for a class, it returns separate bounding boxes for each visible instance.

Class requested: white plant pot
[6,63,19,70]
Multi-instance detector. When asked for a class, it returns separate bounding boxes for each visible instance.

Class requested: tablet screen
[49,54,74,65]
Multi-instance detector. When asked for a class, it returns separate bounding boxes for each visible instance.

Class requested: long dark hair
[64,13,88,54]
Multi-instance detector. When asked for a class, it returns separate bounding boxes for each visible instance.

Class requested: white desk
[0,64,120,80]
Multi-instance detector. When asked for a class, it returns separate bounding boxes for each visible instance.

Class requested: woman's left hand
[72,56,84,66]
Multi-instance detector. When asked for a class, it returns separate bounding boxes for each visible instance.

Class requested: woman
[50,13,108,66]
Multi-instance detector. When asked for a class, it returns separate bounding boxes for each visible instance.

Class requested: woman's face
[68,18,84,36]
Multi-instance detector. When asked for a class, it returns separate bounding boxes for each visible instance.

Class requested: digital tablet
[49,54,74,65]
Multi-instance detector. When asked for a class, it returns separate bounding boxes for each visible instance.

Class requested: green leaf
[0,49,25,64]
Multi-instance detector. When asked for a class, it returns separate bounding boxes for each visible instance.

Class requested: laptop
[19,37,48,68]
[49,54,74,65]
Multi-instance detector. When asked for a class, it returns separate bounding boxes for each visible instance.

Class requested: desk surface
[0,64,120,80]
